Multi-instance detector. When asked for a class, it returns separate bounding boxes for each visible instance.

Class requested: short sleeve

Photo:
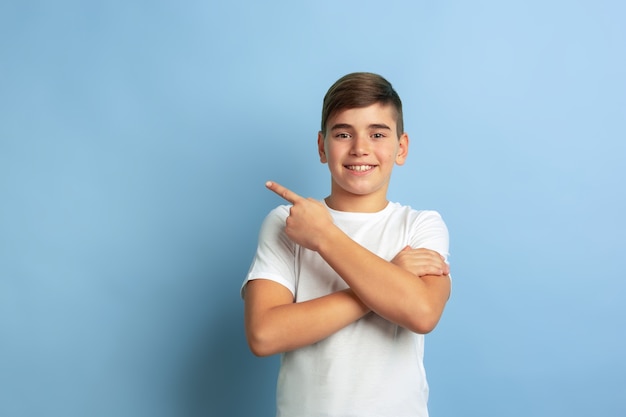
[240,205,297,298]
[409,210,450,262]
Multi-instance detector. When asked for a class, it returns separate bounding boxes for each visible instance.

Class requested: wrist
[340,288,370,315]
[315,223,344,254]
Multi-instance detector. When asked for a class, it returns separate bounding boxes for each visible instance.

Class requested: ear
[395,133,409,166]
[317,131,327,163]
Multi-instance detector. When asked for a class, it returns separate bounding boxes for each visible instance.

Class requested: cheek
[326,146,343,161]
[382,149,397,160]
[388,144,401,159]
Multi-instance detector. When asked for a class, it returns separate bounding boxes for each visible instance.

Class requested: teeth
[346,165,373,172]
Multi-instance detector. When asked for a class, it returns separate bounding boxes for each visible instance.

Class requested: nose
[350,134,370,156]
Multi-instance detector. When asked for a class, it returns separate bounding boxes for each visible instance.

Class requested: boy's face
[317,103,408,210]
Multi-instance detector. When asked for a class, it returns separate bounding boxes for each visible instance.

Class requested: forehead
[328,103,398,130]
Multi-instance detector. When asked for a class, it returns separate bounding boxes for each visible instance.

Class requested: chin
[343,184,384,197]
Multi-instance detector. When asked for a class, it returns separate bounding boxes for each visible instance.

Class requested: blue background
[1,1,624,416]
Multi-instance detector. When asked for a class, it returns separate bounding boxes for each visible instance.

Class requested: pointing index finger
[266,181,303,204]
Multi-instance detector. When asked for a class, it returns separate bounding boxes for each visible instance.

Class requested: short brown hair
[321,72,404,137]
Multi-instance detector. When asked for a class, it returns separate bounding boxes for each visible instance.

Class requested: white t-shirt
[242,201,449,417]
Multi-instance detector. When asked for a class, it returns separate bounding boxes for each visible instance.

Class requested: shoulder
[257,205,293,245]
[387,202,446,226]
[261,205,291,226]
[267,204,291,217]
[389,203,449,251]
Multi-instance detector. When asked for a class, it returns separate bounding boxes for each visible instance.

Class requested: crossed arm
[244,181,451,357]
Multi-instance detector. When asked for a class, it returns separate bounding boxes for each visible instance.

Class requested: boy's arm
[316,230,451,334]
[244,280,369,357]
[244,246,447,357]
[266,181,451,334]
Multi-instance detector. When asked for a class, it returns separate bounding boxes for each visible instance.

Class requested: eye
[335,133,351,139]
[372,132,386,139]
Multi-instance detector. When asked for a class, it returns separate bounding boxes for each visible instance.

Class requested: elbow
[246,325,280,357]
[247,339,274,357]
[248,344,273,358]
[409,319,438,335]
[405,306,442,334]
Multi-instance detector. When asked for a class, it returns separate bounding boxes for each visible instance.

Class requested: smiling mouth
[345,165,375,172]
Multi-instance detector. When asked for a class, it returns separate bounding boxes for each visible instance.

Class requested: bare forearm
[317,226,450,333]
[245,287,369,356]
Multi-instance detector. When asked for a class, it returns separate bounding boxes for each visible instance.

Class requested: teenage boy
[242,72,451,417]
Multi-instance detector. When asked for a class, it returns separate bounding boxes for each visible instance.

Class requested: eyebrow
[330,123,392,131]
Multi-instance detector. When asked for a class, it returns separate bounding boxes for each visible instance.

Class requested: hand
[266,181,335,251]
[391,246,450,277]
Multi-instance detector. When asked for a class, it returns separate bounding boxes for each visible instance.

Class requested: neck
[324,189,389,213]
